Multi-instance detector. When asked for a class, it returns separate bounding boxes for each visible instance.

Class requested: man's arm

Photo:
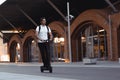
[48,26,53,41]
[49,32,53,41]
[35,26,40,40]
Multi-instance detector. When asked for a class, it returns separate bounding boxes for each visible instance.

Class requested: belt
[40,40,48,42]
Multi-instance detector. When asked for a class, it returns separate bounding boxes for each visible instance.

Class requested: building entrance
[72,22,108,61]
[81,24,108,60]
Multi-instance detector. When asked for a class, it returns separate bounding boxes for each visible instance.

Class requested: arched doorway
[9,41,21,62]
[48,21,67,62]
[72,22,108,61]
[23,37,39,62]
[52,30,65,62]
[9,35,22,62]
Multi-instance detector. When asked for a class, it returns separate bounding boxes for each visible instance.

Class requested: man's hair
[40,17,46,22]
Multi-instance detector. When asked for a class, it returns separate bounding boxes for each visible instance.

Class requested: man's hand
[49,32,53,41]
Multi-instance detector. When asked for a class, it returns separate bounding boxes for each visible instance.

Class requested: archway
[52,30,65,62]
[9,41,17,62]
[9,35,22,62]
[49,21,67,62]
[71,9,111,62]
[23,37,39,62]
[72,21,108,62]
[9,41,21,62]
[22,29,40,62]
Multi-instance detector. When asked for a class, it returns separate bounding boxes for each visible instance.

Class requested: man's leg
[45,42,51,67]
[38,43,46,67]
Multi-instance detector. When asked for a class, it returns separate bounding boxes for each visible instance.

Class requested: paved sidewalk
[0,72,77,80]
[1,61,119,68]
[0,61,120,80]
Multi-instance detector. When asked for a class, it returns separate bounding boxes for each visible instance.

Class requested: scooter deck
[40,66,52,73]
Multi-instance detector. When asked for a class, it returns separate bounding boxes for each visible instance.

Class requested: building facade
[3,6,120,62]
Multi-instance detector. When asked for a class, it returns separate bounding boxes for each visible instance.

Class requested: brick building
[8,7,120,62]
[0,0,120,62]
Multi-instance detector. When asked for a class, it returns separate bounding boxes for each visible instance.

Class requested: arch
[48,21,69,60]
[48,21,65,37]
[22,29,40,62]
[22,29,36,44]
[8,35,22,62]
[71,9,109,34]
[9,35,22,47]
[71,9,112,61]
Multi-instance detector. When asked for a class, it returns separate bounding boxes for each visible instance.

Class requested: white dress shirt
[36,25,51,43]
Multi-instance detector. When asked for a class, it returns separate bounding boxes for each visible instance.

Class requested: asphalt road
[0,63,120,80]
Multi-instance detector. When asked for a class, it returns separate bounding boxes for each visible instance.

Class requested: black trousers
[38,42,51,67]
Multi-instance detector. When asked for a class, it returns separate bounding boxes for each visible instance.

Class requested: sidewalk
[0,61,120,80]
[1,61,119,68]
[0,72,76,80]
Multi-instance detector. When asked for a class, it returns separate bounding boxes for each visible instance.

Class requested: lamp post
[67,2,72,63]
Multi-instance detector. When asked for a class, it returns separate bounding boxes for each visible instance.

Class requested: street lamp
[67,2,72,63]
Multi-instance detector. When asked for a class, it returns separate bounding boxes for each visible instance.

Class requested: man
[36,17,53,72]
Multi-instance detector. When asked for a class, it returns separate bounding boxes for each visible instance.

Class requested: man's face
[41,19,46,25]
